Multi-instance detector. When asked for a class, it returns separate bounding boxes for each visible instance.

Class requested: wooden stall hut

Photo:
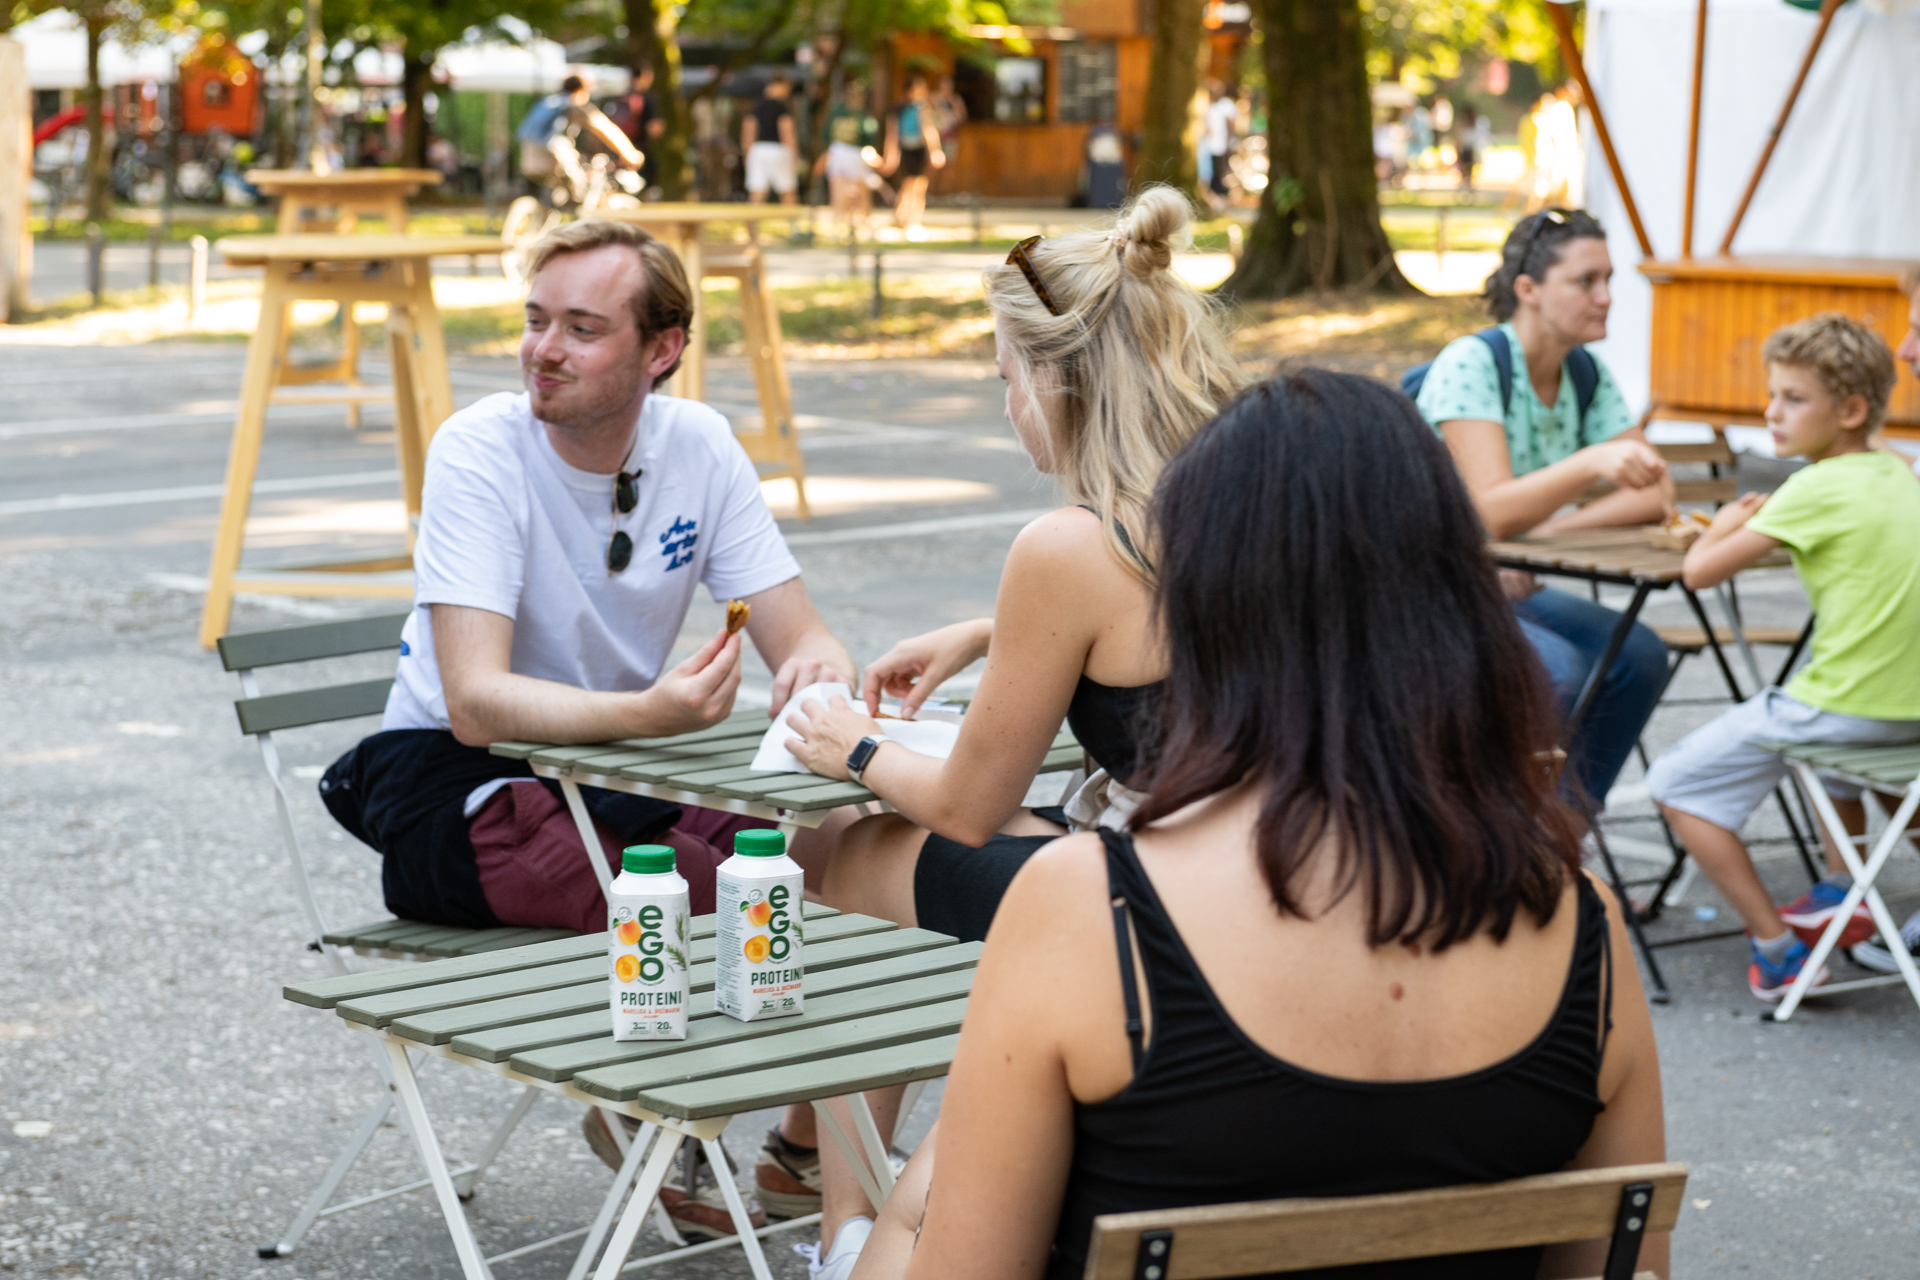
[1572,0,1920,440]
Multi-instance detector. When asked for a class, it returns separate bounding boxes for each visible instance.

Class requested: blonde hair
[1762,312,1896,432]
[985,186,1246,577]
[524,218,695,380]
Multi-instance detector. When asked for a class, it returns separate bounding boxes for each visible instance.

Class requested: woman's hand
[785,694,885,781]
[1584,438,1668,491]
[861,619,992,718]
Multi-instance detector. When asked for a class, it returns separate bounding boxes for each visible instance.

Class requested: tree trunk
[1135,0,1205,197]
[1221,0,1411,300]
[84,14,109,223]
[626,0,690,199]
[400,54,431,170]
[267,0,294,168]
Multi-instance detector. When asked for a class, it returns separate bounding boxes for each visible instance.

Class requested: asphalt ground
[4,316,1919,1280]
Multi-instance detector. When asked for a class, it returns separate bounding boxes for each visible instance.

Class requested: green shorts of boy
[1645,312,1920,1000]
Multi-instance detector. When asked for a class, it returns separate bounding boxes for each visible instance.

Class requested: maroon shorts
[469,781,777,934]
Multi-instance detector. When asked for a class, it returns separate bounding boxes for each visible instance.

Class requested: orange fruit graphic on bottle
[614,954,641,983]
[743,935,770,964]
[615,919,642,945]
[746,901,774,926]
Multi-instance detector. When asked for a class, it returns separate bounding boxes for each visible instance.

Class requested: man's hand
[1586,438,1668,491]
[641,627,743,735]
[740,578,857,717]
[769,653,847,714]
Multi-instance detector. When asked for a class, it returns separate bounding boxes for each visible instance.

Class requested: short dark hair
[1133,370,1582,949]
[1482,208,1607,321]
[560,74,585,95]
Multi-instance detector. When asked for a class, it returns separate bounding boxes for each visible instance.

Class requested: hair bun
[1116,185,1190,277]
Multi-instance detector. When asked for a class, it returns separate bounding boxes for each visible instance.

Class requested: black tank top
[1065,505,1161,787]
[1045,829,1612,1280]
[1066,676,1159,786]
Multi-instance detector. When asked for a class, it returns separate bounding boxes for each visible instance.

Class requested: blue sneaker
[1780,879,1875,949]
[1749,936,1830,1003]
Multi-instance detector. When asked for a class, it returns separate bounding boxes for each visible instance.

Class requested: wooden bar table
[246,168,445,234]
[283,907,979,1280]
[592,205,811,516]
[198,234,505,648]
[244,169,447,426]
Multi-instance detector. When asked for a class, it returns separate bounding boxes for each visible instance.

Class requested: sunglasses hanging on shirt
[608,464,641,573]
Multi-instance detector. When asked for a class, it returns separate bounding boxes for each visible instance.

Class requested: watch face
[848,737,878,773]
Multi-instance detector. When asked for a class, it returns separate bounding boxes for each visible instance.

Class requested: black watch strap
[846,735,883,786]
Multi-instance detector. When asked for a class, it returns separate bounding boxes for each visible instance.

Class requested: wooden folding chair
[1080,1162,1686,1280]
[218,612,572,1257]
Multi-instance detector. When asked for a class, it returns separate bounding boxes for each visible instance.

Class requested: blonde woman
[777,187,1244,1273]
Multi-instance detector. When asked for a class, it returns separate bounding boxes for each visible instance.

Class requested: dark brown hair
[1132,371,1582,948]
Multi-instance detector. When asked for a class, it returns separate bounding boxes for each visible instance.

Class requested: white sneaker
[795,1215,873,1280]
[1854,909,1920,974]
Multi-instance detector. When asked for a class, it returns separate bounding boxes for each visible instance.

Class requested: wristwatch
[846,735,885,786]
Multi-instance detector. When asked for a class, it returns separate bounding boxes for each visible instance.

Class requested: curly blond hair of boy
[1761,312,1896,431]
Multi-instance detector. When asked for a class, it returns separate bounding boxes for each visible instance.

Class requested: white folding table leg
[559,775,616,899]
[898,1078,928,1126]
[568,1118,659,1280]
[383,1038,497,1280]
[261,1091,392,1256]
[811,1099,887,1214]
[701,1136,775,1280]
[592,1128,684,1280]
[846,1094,897,1201]
[454,1082,540,1199]
[1774,770,1920,1022]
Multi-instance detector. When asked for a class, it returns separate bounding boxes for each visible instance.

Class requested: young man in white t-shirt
[321,218,853,1232]
[323,215,851,933]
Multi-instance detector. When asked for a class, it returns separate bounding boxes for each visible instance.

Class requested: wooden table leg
[406,260,455,442]
[384,299,427,533]
[199,264,291,648]
[748,253,807,518]
[678,223,705,402]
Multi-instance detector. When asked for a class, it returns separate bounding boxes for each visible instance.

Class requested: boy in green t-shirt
[1646,313,1920,1002]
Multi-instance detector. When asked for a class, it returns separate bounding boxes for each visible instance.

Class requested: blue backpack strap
[1565,346,1600,427]
[1475,327,1514,416]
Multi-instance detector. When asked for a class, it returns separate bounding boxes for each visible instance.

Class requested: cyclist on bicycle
[517,74,643,207]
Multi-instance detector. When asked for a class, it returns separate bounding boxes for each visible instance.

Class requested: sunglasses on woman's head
[1007,235,1062,316]
[608,467,641,573]
[1516,208,1571,276]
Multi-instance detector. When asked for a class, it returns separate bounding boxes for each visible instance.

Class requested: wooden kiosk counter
[1640,255,1919,435]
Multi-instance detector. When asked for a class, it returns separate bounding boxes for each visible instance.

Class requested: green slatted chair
[219,611,572,1258]
[218,612,577,966]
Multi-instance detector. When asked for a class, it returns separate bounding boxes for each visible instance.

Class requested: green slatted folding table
[1757,741,1920,1022]
[490,709,1086,910]
[284,906,979,1280]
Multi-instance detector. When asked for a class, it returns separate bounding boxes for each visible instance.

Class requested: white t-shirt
[382,391,801,742]
[1205,98,1236,155]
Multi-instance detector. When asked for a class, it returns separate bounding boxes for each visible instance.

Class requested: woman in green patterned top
[1414,208,1669,810]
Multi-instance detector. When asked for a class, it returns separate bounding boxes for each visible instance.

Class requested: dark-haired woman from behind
[1416,208,1668,811]
[839,371,1667,1280]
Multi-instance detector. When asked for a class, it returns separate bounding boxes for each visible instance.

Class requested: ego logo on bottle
[740,885,796,964]
[615,905,671,982]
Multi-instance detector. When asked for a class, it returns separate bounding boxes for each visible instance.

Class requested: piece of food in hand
[726,599,750,636]
[1646,508,1712,550]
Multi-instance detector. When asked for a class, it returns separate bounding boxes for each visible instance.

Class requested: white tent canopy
[1582,0,1920,410]
[16,11,181,89]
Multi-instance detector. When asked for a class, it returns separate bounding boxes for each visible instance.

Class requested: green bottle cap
[733,829,787,858]
[622,845,677,874]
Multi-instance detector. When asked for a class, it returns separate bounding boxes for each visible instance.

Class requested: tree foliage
[1362,0,1567,88]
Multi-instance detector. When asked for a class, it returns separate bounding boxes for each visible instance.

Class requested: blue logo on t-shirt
[399,640,410,656]
[660,516,698,571]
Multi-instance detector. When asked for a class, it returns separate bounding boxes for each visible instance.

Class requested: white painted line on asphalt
[0,405,371,439]
[783,507,1050,547]
[0,469,401,516]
